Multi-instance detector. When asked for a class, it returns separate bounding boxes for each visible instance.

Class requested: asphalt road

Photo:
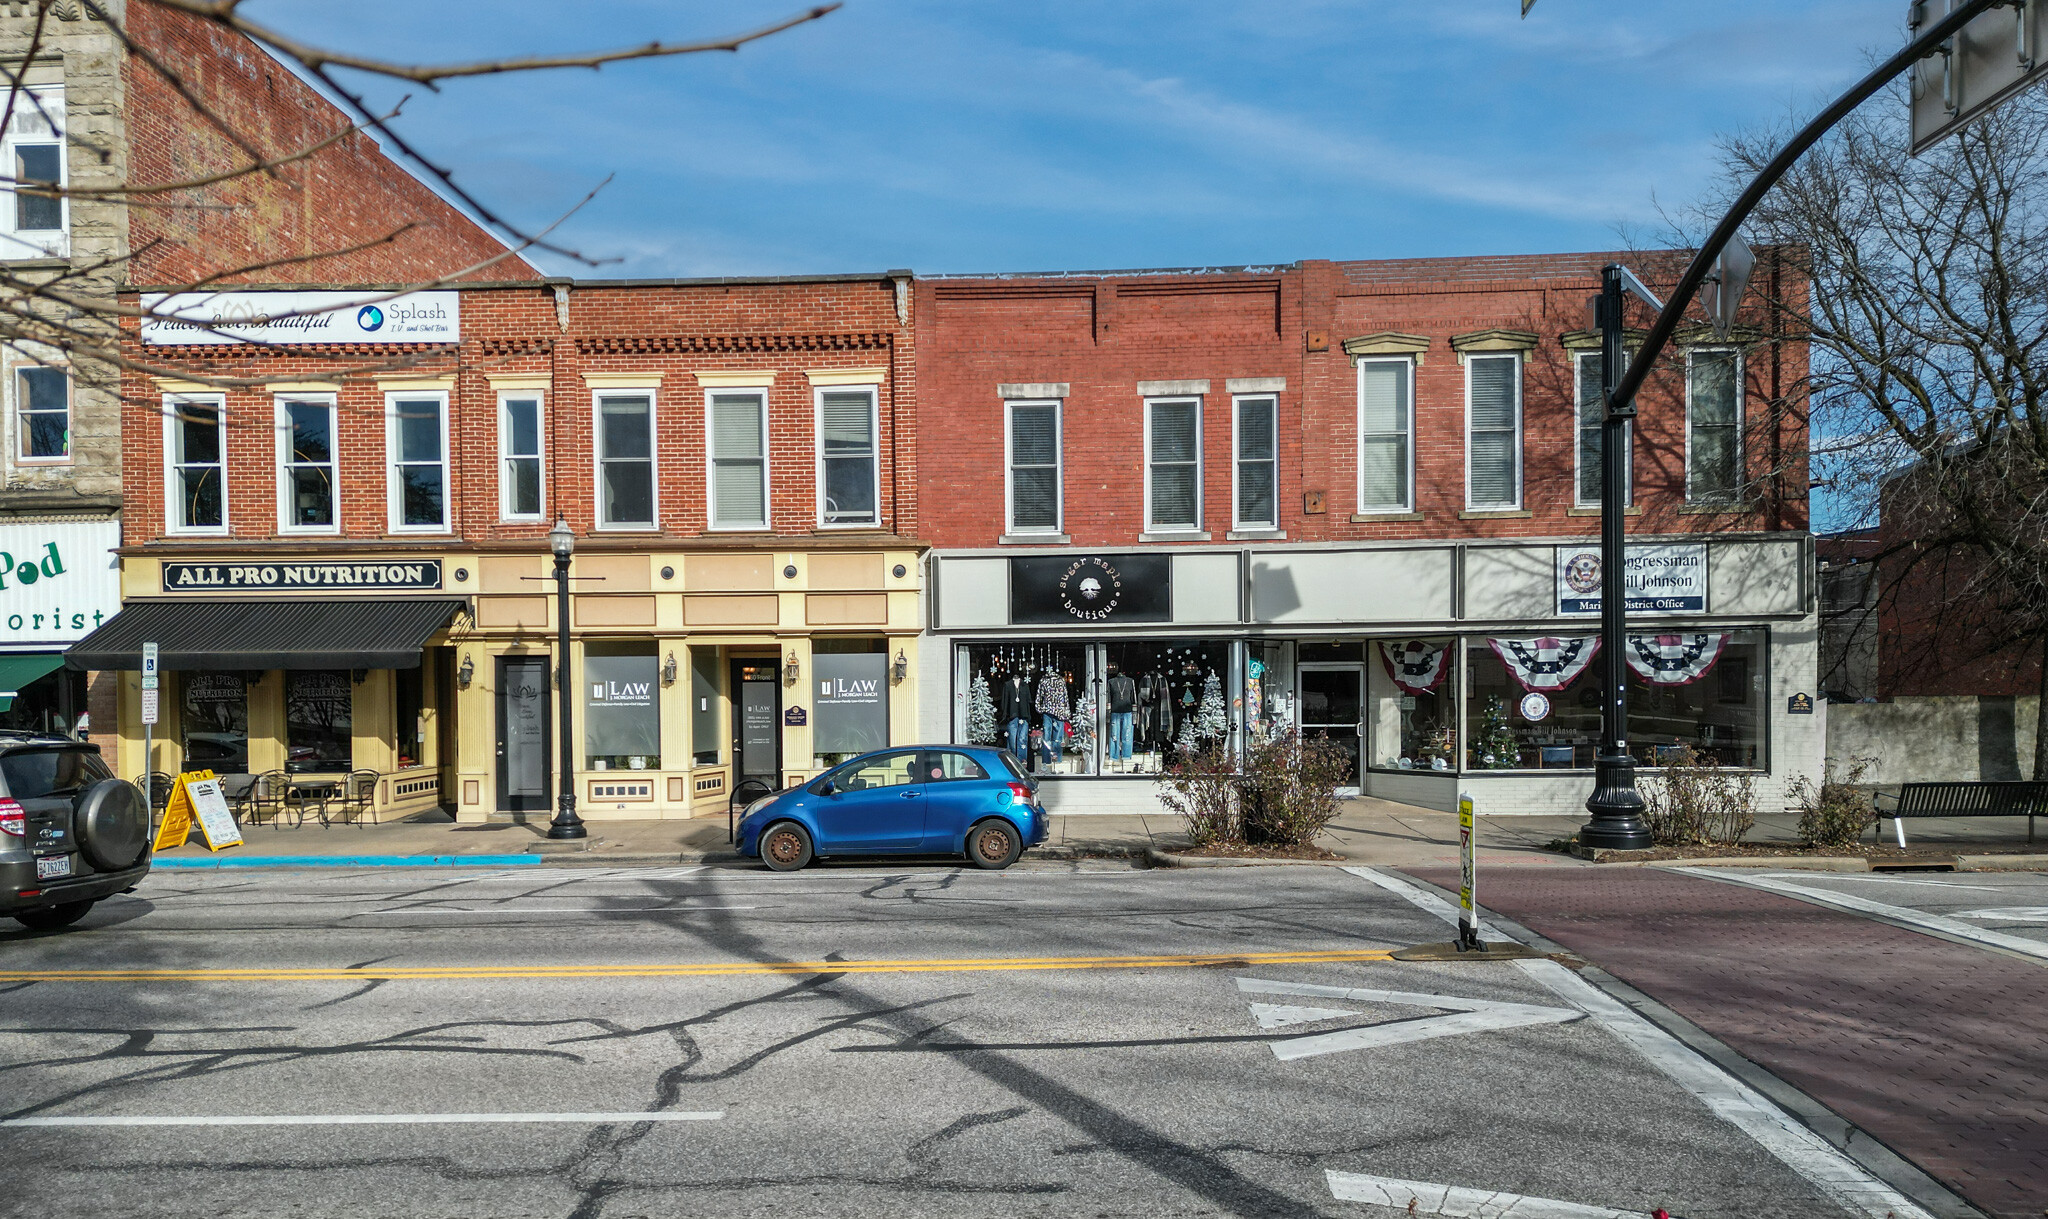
[0,862,1915,1219]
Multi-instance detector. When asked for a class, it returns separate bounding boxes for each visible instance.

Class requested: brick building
[2,1,531,743]
[917,253,1824,815]
[86,273,921,821]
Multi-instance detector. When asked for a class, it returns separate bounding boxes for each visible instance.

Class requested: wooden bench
[1873,781,2048,847]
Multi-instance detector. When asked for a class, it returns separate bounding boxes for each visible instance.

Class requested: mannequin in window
[1105,661,1137,770]
[997,670,1033,760]
[1035,664,1070,766]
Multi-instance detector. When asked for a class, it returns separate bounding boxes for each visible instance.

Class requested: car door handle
[901,791,921,799]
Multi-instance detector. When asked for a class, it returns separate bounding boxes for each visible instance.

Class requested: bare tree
[1720,85,2048,770]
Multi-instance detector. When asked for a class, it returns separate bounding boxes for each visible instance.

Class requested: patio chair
[328,770,382,825]
[242,770,298,828]
[134,772,174,826]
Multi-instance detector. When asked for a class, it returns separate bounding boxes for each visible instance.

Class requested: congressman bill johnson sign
[140,290,459,346]
[1556,543,1706,615]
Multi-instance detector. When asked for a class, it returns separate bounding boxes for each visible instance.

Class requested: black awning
[65,598,467,671]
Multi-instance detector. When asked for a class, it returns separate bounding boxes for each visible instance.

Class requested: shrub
[1156,740,1240,846]
[1241,729,1352,847]
[1643,744,1757,846]
[1790,756,1876,848]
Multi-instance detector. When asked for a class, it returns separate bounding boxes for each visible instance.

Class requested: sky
[259,0,1906,279]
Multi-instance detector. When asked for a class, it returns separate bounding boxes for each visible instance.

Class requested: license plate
[34,854,72,880]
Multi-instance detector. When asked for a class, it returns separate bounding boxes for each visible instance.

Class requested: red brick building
[88,274,922,821]
[917,253,1823,815]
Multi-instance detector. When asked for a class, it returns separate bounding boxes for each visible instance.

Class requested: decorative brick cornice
[572,332,893,355]
[476,338,555,357]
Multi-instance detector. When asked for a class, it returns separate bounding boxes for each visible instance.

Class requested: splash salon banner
[1010,554,1171,625]
[1556,543,1707,616]
[139,290,459,346]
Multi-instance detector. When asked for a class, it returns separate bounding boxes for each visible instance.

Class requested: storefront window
[1368,640,1455,773]
[285,670,352,773]
[690,647,721,765]
[394,666,424,769]
[585,643,660,771]
[959,642,1087,774]
[1464,630,1766,770]
[959,640,1233,777]
[181,673,248,773]
[1102,640,1231,774]
[814,639,888,768]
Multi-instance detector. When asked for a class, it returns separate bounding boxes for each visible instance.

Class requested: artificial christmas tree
[966,671,997,744]
[1193,669,1228,743]
[1070,689,1097,772]
[1471,696,1520,769]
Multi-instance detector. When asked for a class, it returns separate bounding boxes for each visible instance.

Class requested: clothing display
[1040,713,1066,764]
[1034,667,1071,719]
[1005,716,1029,759]
[1106,673,1137,713]
[997,675,1034,723]
[1107,711,1134,761]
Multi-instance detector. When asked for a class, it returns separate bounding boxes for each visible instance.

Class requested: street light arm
[1609,0,2004,412]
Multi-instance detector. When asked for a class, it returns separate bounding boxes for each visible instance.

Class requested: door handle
[901,791,921,799]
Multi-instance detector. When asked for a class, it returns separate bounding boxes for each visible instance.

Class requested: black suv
[1,733,151,931]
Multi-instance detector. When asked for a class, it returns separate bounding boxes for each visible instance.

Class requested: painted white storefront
[921,535,1823,817]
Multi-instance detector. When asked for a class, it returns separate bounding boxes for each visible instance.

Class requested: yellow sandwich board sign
[151,769,243,852]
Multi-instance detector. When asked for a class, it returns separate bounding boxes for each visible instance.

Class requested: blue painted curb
[150,854,546,869]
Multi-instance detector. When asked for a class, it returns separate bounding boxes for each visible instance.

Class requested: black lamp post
[547,519,586,840]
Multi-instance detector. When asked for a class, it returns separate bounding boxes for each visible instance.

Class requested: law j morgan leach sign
[1010,554,1170,625]
[163,560,443,593]
[139,290,460,346]
[1556,543,1707,616]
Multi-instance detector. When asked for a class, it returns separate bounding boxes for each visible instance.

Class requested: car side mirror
[817,779,835,796]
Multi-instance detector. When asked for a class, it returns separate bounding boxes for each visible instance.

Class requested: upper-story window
[164,393,225,534]
[1146,396,1202,531]
[1232,394,1277,530]
[596,392,655,529]
[1687,348,1743,503]
[1574,351,1632,508]
[499,392,544,522]
[277,395,338,532]
[817,386,879,527]
[1005,399,1061,535]
[15,365,67,462]
[2,86,65,256]
[1357,358,1413,513]
[708,390,768,530]
[387,392,448,532]
[1464,353,1522,510]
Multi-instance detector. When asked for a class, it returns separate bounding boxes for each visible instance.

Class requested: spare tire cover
[76,779,149,872]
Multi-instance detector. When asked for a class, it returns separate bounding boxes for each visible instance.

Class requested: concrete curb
[1144,846,1341,868]
[1957,853,2048,871]
[1585,854,1873,872]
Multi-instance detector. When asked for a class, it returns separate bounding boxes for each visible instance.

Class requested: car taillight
[1006,782,1034,805]
[0,798,23,837]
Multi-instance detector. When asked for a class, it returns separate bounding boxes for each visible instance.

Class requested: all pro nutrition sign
[139,290,459,346]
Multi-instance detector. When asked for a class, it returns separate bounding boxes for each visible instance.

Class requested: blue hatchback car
[736,745,1048,871]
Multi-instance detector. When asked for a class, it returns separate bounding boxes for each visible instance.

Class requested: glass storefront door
[731,659,782,787]
[1298,664,1363,789]
[496,656,551,812]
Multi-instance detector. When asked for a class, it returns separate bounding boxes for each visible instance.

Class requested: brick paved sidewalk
[1405,865,2048,1219]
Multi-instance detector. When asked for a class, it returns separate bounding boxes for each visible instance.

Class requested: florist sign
[1556,543,1707,616]
[0,519,119,645]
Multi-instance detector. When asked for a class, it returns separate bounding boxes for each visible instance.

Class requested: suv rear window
[0,748,112,799]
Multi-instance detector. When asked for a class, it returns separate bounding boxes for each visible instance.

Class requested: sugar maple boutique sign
[162,561,443,592]
[1010,554,1171,625]
[1556,543,1707,616]
[139,290,459,346]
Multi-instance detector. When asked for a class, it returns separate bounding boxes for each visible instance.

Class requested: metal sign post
[1458,792,1480,952]
[140,642,159,775]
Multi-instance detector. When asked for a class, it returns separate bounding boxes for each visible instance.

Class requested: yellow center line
[0,948,1395,984]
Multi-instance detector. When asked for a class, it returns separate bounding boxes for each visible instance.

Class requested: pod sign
[0,521,120,644]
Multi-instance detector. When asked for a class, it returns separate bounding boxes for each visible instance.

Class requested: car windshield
[0,748,111,799]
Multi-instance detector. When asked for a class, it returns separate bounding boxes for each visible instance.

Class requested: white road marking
[1349,867,1935,1219]
[1952,907,2048,922]
[1757,872,1998,891]
[1,1111,724,1127]
[1675,867,2048,963]
[1246,1002,1355,1030]
[1238,978,1578,1060]
[1325,1170,1645,1218]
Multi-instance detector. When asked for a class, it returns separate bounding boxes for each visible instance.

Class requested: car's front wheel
[13,899,95,931]
[966,820,1021,871]
[759,822,814,872]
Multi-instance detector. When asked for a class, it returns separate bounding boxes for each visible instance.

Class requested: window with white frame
[387,392,448,531]
[499,393,544,521]
[817,386,879,527]
[278,396,338,531]
[1,85,65,255]
[1006,400,1061,534]
[1357,358,1413,512]
[1464,353,1521,510]
[165,393,225,533]
[1688,348,1743,503]
[15,365,67,461]
[1146,397,1201,530]
[1233,394,1277,529]
[597,392,656,528]
[707,390,767,529]
[1574,351,1632,508]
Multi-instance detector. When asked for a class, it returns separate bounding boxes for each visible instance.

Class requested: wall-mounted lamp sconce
[891,648,908,684]
[784,649,801,686]
[662,651,678,687]
[351,669,368,686]
[457,654,475,689]
[244,670,262,686]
